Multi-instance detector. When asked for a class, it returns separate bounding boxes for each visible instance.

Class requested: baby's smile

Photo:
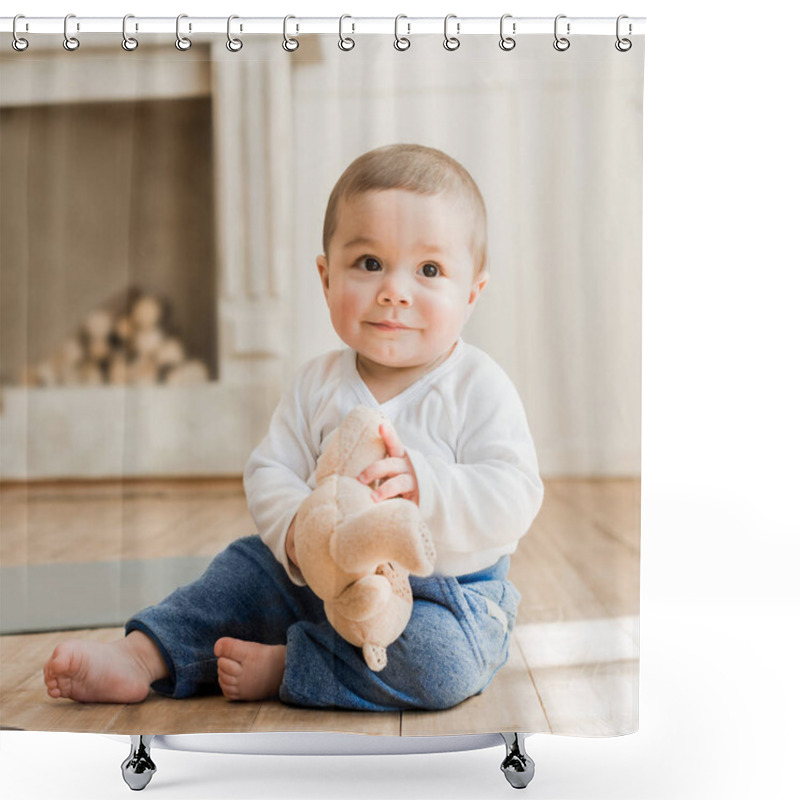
[365,319,414,333]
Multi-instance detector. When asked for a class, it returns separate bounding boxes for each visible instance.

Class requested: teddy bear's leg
[330,501,436,576]
[363,643,388,672]
[330,575,392,622]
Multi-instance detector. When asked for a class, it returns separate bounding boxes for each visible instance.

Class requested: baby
[43,144,544,711]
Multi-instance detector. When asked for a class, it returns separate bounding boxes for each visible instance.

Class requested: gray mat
[1,556,213,634]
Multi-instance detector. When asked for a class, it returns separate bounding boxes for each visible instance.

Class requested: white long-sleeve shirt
[244,339,544,585]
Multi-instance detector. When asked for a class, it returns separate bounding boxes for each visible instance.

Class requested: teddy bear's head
[315,405,388,484]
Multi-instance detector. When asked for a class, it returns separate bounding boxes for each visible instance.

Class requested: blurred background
[1,34,641,481]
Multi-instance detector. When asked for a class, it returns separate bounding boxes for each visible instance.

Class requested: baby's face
[318,189,487,371]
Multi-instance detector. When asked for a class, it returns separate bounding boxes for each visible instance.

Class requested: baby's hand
[358,421,419,506]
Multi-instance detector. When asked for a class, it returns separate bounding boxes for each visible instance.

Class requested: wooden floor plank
[547,479,641,552]
[1,479,248,566]
[250,703,401,736]
[0,686,126,733]
[509,520,618,625]
[514,616,639,671]
[530,660,639,737]
[110,694,263,735]
[523,491,640,620]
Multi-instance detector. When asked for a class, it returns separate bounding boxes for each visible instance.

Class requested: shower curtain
[0,23,643,741]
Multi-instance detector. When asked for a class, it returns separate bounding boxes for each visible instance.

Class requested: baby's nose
[377,275,412,306]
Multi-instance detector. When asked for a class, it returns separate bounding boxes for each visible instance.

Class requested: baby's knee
[406,654,487,710]
[392,633,488,710]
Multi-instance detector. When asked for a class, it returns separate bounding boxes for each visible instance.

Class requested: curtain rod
[1,16,646,37]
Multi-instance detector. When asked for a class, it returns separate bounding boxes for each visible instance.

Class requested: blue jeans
[126,535,520,711]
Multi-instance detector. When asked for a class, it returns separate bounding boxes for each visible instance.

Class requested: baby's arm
[244,383,317,585]
[285,515,300,569]
[403,372,543,555]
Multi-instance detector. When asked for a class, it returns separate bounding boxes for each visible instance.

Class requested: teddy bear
[293,405,437,672]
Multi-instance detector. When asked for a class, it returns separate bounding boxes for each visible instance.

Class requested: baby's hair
[323,144,488,274]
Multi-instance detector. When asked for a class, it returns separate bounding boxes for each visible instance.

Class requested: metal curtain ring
[175,14,191,50]
[499,14,516,51]
[12,14,29,51]
[338,14,355,51]
[394,15,410,51]
[553,14,570,51]
[283,15,299,51]
[615,15,632,52]
[63,13,80,51]
[443,14,460,51]
[122,14,139,51]
[226,15,243,52]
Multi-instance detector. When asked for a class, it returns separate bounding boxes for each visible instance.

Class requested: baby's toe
[214,637,252,663]
[217,670,240,699]
[213,637,230,658]
[217,656,243,677]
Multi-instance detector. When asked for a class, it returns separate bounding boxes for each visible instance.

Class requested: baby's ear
[467,270,489,309]
[317,255,330,297]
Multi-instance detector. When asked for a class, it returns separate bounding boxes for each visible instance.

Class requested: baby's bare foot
[43,632,167,704]
[214,638,287,702]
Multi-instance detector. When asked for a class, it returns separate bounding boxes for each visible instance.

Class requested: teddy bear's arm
[330,501,436,577]
[330,575,393,622]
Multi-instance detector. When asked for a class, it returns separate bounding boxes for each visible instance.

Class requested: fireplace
[0,36,295,479]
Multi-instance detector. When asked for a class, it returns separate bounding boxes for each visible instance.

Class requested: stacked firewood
[20,294,210,387]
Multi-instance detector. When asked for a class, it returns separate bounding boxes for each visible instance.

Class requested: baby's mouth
[367,321,412,332]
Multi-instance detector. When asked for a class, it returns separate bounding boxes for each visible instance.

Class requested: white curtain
[285,35,643,476]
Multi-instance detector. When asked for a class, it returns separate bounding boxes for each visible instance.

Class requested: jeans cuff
[125,618,181,698]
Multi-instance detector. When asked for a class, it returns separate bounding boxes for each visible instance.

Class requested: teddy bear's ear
[316,406,386,481]
[363,644,388,672]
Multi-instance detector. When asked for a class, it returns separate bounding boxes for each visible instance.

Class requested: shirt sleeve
[243,376,317,586]
[404,367,543,558]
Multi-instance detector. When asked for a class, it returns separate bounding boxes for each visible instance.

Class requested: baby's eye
[420,263,441,278]
[358,257,382,272]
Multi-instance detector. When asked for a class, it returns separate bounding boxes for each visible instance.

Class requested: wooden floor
[0,478,640,737]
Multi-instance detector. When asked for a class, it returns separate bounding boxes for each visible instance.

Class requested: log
[156,337,185,368]
[131,295,163,330]
[132,327,164,357]
[108,352,128,385]
[36,360,59,387]
[87,336,111,362]
[59,337,84,368]
[83,309,113,340]
[114,314,132,344]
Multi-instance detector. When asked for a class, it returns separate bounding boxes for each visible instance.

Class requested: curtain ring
[499,14,516,51]
[12,15,29,52]
[175,14,191,50]
[394,15,411,51]
[615,15,632,52]
[63,13,80,51]
[338,14,355,51]
[226,15,243,52]
[283,15,299,52]
[122,14,139,51]
[443,14,460,51]
[553,14,570,51]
